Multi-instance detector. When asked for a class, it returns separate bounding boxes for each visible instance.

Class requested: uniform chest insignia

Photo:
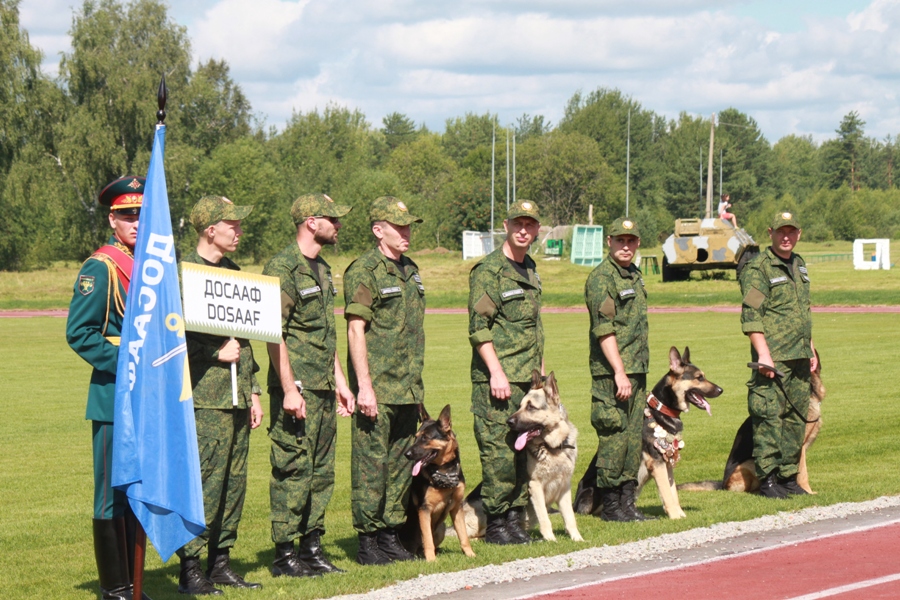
[501,288,525,299]
[619,288,636,298]
[78,275,95,296]
[299,285,321,297]
[769,276,788,285]
[798,266,808,275]
[327,274,337,295]
[380,286,402,295]
[413,273,422,283]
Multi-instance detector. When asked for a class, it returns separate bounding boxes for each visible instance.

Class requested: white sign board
[853,238,891,270]
[181,262,282,343]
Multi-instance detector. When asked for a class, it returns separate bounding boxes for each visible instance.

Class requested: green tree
[442,112,496,165]
[515,113,551,143]
[821,111,866,190]
[381,112,418,150]
[771,134,820,201]
[660,112,710,218]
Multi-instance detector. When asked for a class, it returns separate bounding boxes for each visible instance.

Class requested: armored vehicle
[660,218,758,282]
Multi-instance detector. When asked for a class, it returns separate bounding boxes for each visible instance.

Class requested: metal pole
[699,149,703,212]
[719,147,723,199]
[625,109,631,217]
[706,113,715,218]
[491,122,495,234]
[506,130,510,211]
[512,133,517,204]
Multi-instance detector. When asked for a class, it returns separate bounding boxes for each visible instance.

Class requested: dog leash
[748,362,819,424]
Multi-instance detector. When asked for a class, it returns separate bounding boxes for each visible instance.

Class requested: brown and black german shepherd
[679,349,824,494]
[574,347,722,519]
[399,404,475,561]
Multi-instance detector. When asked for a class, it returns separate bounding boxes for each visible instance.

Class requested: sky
[17,0,900,143]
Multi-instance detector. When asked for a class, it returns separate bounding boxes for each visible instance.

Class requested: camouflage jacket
[468,247,543,383]
[263,242,338,391]
[181,250,261,409]
[740,246,813,362]
[343,248,425,404]
[584,257,649,377]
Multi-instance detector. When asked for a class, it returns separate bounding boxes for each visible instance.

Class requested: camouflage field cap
[506,199,540,222]
[369,196,423,225]
[770,211,801,230]
[290,193,353,225]
[99,176,145,214]
[608,217,641,238]
[190,196,253,232]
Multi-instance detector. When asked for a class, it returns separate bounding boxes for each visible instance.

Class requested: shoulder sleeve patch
[474,293,497,318]
[280,291,295,321]
[352,283,373,308]
[599,294,616,319]
[743,287,766,310]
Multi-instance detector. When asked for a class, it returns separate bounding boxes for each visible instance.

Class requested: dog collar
[646,393,682,418]
[425,458,461,489]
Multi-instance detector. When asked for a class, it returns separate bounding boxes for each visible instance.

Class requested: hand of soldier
[490,370,511,401]
[756,352,776,379]
[250,393,264,429]
[217,339,241,363]
[357,385,378,420]
[336,383,356,417]
[614,371,632,400]
[283,387,306,420]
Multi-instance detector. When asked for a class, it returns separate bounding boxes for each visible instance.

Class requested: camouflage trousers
[590,374,647,489]
[748,358,811,479]
[471,382,530,516]
[180,408,250,559]
[91,421,128,519]
[269,388,337,544]
[351,403,418,533]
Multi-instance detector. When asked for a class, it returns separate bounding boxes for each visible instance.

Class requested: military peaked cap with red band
[99,176,145,213]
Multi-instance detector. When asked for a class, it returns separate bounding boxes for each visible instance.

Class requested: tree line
[2,0,899,271]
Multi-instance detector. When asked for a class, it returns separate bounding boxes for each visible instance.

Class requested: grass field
[2,310,899,599]
[1,240,899,310]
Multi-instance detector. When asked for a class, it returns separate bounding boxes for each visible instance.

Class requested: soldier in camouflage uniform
[468,200,543,545]
[67,176,148,600]
[175,196,262,596]
[584,217,650,522]
[344,197,425,565]
[263,194,356,576]
[740,211,816,499]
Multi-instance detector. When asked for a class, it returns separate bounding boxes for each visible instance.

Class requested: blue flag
[112,124,205,562]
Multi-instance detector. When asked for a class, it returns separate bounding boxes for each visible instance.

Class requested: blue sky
[19,0,900,142]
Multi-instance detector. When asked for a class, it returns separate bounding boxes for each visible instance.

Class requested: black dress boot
[484,513,514,545]
[178,557,222,595]
[298,530,345,573]
[759,473,790,499]
[206,549,262,589]
[356,532,393,566]
[271,541,320,577]
[777,474,810,496]
[504,508,531,544]
[620,481,654,521]
[376,528,415,561]
[598,487,631,522]
[94,518,134,600]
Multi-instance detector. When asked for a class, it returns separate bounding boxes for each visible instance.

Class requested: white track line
[786,573,900,599]
[510,518,900,600]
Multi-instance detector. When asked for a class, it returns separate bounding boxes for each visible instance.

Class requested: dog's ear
[438,404,452,432]
[417,403,430,423]
[531,369,542,390]
[544,371,560,405]
[682,346,691,365]
[669,346,683,372]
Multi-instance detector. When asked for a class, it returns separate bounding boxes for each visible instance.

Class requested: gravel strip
[332,495,900,600]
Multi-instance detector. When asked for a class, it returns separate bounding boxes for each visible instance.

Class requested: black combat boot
[298,530,345,573]
[356,532,393,566]
[598,487,631,522]
[777,474,810,496]
[759,474,790,499]
[504,508,531,544]
[206,549,262,589]
[620,481,655,521]
[376,528,415,561]
[94,518,136,600]
[178,557,222,595]
[271,541,320,577]
[484,513,515,545]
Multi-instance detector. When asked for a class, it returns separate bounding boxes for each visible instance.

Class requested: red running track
[529,521,900,600]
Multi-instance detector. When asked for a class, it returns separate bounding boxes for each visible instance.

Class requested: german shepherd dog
[574,347,722,519]
[399,404,475,561]
[679,349,824,494]
[462,371,583,542]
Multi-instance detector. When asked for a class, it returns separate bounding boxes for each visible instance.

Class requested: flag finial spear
[157,74,168,124]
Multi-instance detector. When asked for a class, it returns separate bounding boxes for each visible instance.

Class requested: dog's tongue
[515,428,542,451]
[412,459,427,477]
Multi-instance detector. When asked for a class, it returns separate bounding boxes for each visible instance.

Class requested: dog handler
[468,200,544,545]
[583,217,650,522]
[344,197,425,565]
[66,176,150,600]
[740,211,816,499]
[264,194,355,575]
[176,196,263,594]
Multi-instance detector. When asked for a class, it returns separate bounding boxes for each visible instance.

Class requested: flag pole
[132,72,168,600]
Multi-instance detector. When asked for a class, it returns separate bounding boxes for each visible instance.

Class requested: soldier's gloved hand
[217,339,241,363]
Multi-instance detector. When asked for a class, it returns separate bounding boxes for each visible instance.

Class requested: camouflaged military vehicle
[660,217,759,282]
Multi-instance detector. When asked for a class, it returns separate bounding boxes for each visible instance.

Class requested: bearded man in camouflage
[176,195,263,595]
[740,211,816,499]
[344,197,425,565]
[468,200,544,545]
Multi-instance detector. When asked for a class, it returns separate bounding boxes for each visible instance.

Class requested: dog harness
[423,458,462,489]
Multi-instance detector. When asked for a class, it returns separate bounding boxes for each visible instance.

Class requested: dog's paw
[668,509,687,519]
[571,532,585,542]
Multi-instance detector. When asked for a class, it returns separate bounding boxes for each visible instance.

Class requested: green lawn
[2,311,899,599]
[2,240,898,310]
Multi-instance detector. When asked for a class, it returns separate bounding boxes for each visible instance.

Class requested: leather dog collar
[646,392,682,418]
